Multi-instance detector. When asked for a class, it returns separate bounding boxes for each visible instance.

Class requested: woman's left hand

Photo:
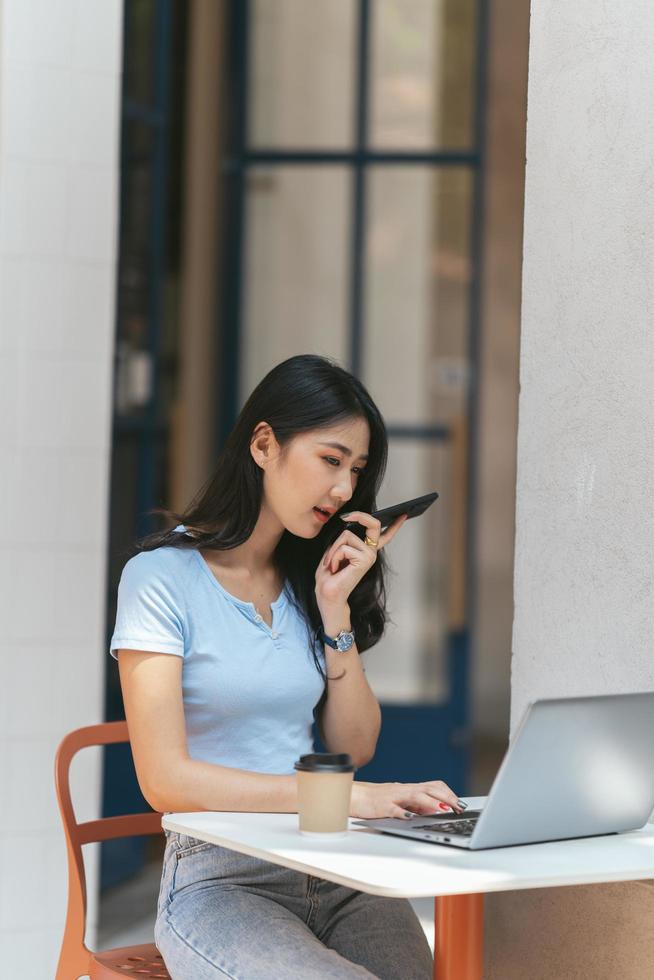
[315,510,408,614]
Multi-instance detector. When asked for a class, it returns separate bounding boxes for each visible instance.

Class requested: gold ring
[364,535,379,549]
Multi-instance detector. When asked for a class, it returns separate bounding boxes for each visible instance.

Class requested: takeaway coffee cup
[293,753,356,836]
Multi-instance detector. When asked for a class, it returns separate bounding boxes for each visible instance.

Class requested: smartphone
[345,491,439,540]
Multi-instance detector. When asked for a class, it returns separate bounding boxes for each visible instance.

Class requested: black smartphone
[344,491,439,540]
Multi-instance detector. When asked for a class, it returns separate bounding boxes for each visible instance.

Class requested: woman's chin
[280,519,321,539]
[304,526,324,539]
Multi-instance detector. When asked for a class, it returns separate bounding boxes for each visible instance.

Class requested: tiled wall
[0,1,122,975]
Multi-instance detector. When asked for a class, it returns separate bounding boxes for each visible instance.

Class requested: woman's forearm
[319,607,382,766]
[319,647,382,766]
[147,759,298,814]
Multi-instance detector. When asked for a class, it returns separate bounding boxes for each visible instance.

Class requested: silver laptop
[355,692,654,849]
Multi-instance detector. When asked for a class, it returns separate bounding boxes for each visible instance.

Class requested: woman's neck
[203,501,284,577]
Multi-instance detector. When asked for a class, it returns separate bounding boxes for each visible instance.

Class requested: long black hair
[136,354,390,680]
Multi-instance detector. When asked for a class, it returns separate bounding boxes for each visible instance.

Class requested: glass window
[363,166,473,424]
[240,166,351,405]
[364,439,453,703]
[248,0,357,148]
[369,0,477,149]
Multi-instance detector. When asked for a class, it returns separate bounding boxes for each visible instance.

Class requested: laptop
[354,692,654,849]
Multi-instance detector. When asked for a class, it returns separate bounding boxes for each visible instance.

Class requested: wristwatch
[319,627,355,652]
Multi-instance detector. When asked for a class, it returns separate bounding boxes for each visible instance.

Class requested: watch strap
[319,628,355,651]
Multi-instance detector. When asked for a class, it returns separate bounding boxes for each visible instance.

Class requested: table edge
[161,815,654,899]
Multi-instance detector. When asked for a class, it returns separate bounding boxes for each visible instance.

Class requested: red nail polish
[438,803,451,811]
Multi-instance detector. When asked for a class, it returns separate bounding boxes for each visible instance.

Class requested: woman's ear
[250,421,279,469]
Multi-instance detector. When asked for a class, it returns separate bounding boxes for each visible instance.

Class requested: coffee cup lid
[294,752,356,773]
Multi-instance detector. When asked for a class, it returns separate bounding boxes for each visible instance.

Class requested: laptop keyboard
[412,817,479,837]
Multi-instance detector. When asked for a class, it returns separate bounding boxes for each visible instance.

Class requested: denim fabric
[155,830,433,979]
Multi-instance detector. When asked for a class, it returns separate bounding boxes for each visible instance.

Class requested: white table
[162,800,654,980]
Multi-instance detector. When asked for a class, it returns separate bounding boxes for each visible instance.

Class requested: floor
[98,735,506,957]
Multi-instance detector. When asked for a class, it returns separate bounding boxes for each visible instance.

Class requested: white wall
[0,1,123,975]
[486,1,654,975]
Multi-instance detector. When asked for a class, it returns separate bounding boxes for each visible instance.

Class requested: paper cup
[294,753,356,836]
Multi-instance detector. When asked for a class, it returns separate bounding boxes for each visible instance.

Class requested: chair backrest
[54,721,163,974]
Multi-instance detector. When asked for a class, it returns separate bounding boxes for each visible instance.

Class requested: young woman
[111,354,463,979]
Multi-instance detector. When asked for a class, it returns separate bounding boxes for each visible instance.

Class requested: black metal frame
[219,0,486,434]
[114,0,174,538]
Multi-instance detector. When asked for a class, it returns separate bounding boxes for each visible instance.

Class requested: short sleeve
[109,551,185,659]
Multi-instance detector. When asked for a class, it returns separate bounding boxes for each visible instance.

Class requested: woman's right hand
[351,779,464,819]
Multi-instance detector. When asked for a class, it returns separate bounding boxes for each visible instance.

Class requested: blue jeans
[155,830,433,979]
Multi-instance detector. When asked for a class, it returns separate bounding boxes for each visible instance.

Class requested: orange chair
[54,721,171,979]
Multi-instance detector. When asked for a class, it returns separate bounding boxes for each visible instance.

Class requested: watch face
[336,631,354,652]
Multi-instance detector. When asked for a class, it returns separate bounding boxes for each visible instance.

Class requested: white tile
[68,71,122,167]
[3,0,75,68]
[0,750,7,821]
[0,925,63,980]
[13,259,68,353]
[15,357,68,447]
[62,262,116,357]
[5,449,61,546]
[0,738,61,834]
[16,356,112,450]
[0,356,20,448]
[53,451,110,548]
[0,450,17,530]
[0,833,51,930]
[44,831,70,914]
[33,650,106,746]
[0,257,23,354]
[0,162,68,257]
[5,259,115,359]
[0,61,121,176]
[6,447,109,549]
[2,553,57,642]
[1,64,73,163]
[72,0,123,75]
[65,166,119,262]
[64,357,113,448]
[10,453,106,550]
[53,551,106,641]
[0,557,16,651]
[0,639,104,738]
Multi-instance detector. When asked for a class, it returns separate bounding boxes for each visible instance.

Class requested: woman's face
[258,416,371,538]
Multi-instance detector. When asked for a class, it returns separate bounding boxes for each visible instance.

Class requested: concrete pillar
[486,1,654,975]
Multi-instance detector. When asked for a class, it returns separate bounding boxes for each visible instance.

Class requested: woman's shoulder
[119,533,196,585]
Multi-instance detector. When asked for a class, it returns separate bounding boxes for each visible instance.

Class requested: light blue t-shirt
[110,528,325,774]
